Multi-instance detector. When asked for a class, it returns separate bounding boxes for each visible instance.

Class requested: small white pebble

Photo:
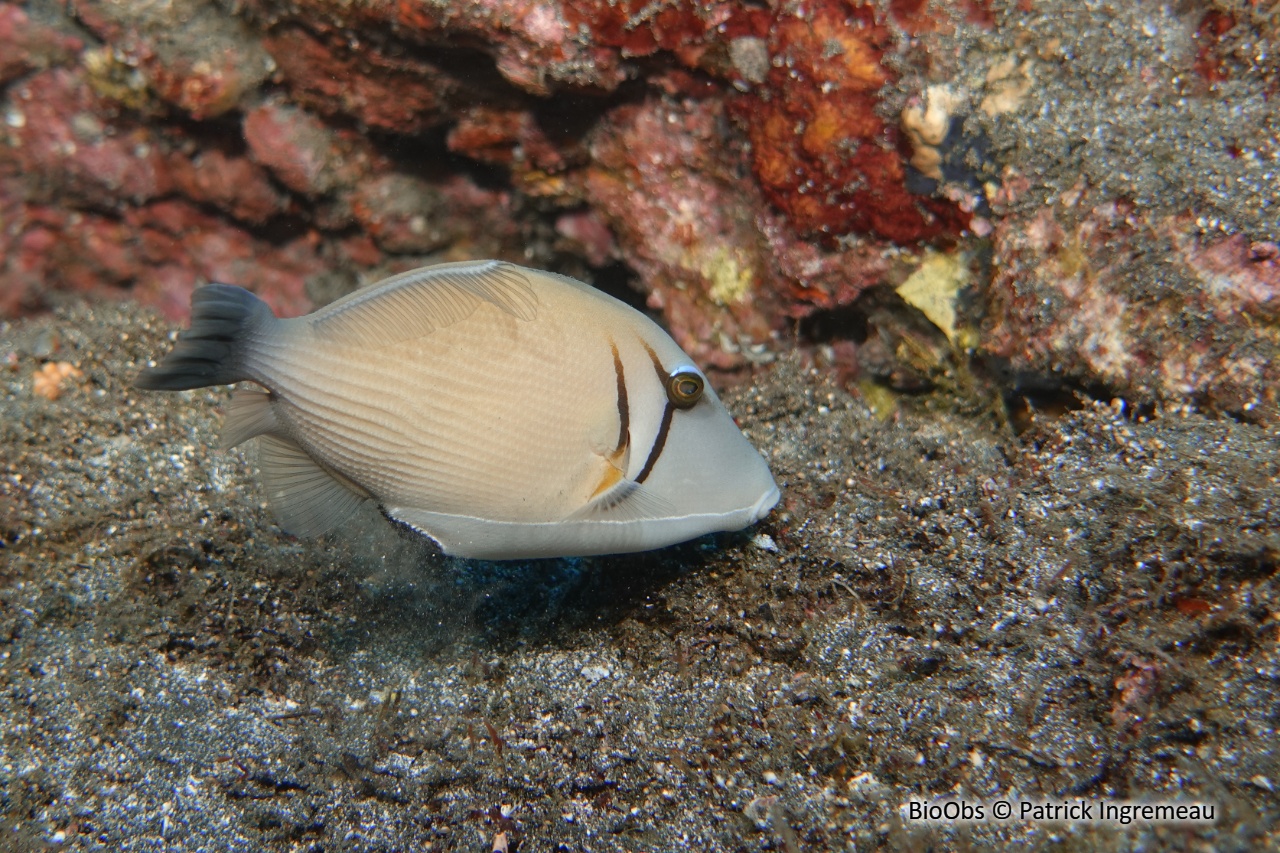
[752,533,778,552]
[581,665,611,683]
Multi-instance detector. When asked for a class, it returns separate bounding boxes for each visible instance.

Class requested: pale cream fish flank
[136,261,780,559]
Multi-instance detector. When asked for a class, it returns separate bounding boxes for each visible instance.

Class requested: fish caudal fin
[135,284,276,391]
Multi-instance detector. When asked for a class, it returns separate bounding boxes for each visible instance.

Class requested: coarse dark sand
[1,298,1276,851]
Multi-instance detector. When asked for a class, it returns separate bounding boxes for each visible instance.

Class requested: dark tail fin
[135,284,277,391]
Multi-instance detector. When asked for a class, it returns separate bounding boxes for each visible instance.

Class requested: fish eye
[666,368,704,408]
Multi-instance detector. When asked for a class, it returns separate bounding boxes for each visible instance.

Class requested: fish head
[621,359,780,537]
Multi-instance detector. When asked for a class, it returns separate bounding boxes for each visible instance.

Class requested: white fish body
[137,260,779,559]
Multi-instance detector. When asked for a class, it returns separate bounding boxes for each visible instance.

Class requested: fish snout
[749,484,782,524]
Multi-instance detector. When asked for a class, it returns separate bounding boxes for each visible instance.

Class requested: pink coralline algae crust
[447,107,534,168]
[350,175,456,255]
[446,106,570,176]
[561,0,768,65]
[983,186,1280,421]
[241,99,375,198]
[0,68,320,318]
[562,0,723,58]
[0,0,962,365]
[585,90,901,348]
[0,61,479,319]
[169,149,288,225]
[730,0,968,244]
[586,96,782,370]
[563,0,967,245]
[444,104,587,209]
[553,210,618,268]
[127,201,323,320]
[247,0,623,96]
[72,0,273,119]
[5,69,174,206]
[241,99,522,256]
[4,0,1269,432]
[262,26,446,135]
[8,199,324,321]
[0,4,81,85]
[758,212,895,319]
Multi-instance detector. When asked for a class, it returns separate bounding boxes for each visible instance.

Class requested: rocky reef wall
[1,0,1276,418]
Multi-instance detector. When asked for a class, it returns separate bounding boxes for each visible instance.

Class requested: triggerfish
[136,261,780,559]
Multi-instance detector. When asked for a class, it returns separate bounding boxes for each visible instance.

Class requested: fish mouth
[749,485,782,523]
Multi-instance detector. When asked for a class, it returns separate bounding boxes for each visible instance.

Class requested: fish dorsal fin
[220,386,279,450]
[257,435,369,537]
[309,260,539,345]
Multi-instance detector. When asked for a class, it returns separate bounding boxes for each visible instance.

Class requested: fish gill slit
[636,403,673,485]
[633,340,673,484]
[610,339,629,457]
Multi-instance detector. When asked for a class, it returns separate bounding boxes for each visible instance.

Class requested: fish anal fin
[310,260,538,345]
[258,435,368,537]
[220,386,279,450]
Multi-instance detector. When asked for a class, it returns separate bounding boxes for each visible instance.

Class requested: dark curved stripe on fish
[611,340,629,455]
[635,340,673,484]
[641,340,666,384]
[636,402,673,484]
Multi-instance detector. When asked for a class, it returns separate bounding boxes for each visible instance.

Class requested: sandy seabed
[0,299,1276,851]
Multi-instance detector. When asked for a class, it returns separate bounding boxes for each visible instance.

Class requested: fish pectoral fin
[589,460,626,501]
[569,475,674,523]
[257,435,368,537]
[308,260,539,345]
[608,440,630,476]
[220,386,279,449]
